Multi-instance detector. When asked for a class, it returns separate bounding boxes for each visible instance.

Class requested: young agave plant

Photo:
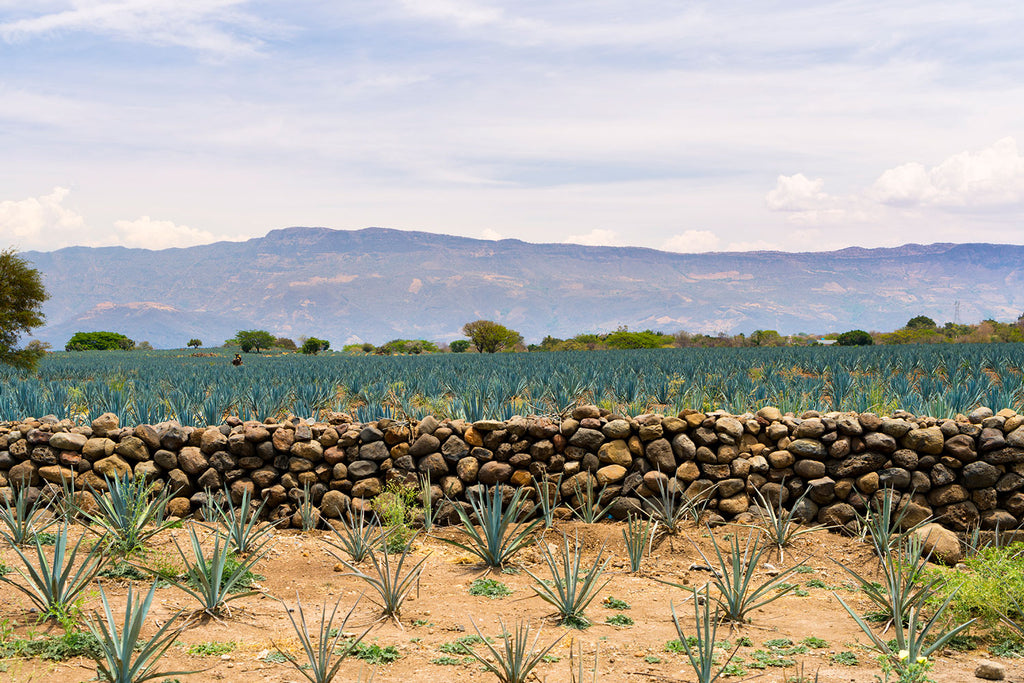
[661,528,802,623]
[86,581,192,683]
[748,483,820,561]
[0,485,57,545]
[336,535,428,624]
[164,526,267,618]
[464,618,564,683]
[325,506,390,564]
[524,532,610,629]
[440,484,540,568]
[82,473,176,556]
[274,592,371,683]
[671,585,741,683]
[206,486,274,555]
[0,523,108,624]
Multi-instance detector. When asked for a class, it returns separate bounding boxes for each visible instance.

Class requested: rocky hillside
[24,227,1024,348]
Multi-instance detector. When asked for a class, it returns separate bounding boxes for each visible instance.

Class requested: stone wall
[2,405,1023,532]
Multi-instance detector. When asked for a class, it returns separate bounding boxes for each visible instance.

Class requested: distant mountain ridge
[24,227,1024,348]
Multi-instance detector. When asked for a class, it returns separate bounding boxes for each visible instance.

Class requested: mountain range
[23,227,1024,349]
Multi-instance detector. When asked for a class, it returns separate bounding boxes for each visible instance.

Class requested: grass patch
[468,578,512,599]
[643,654,661,664]
[431,655,472,665]
[801,636,828,649]
[98,561,150,581]
[991,638,1024,658]
[0,630,101,661]
[187,641,235,656]
[924,542,1024,632]
[793,565,816,574]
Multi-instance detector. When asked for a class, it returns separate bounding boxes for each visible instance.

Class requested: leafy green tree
[603,327,672,349]
[66,331,135,351]
[836,329,874,346]
[449,339,471,353]
[187,338,203,349]
[461,320,523,353]
[377,338,438,355]
[230,330,275,353]
[905,315,937,330]
[301,337,330,355]
[274,336,297,350]
[0,248,48,371]
[750,329,785,347]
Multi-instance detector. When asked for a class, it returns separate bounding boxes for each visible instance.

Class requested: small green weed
[643,654,661,664]
[540,654,561,663]
[439,635,492,655]
[829,651,858,665]
[344,641,400,664]
[469,578,512,599]
[722,659,747,676]
[98,561,149,581]
[602,596,630,610]
[431,655,471,665]
[991,638,1024,658]
[805,579,828,589]
[413,618,433,627]
[801,636,828,649]
[0,630,101,660]
[262,650,288,663]
[794,565,816,574]
[606,614,634,627]
[735,636,753,647]
[187,641,235,656]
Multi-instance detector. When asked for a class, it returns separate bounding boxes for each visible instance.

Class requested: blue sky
[2,1,1024,252]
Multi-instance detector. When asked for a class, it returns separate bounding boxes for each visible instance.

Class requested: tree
[301,337,330,355]
[274,336,297,350]
[836,329,874,346]
[449,339,471,353]
[0,248,48,371]
[231,330,275,353]
[461,320,523,353]
[66,331,135,351]
[749,329,785,347]
[905,315,937,330]
[187,338,203,349]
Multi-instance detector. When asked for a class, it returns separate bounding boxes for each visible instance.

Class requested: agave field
[2,344,1023,424]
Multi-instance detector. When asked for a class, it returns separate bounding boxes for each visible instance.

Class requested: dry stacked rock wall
[2,405,1024,532]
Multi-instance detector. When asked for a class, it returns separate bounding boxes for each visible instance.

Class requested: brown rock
[598,440,632,467]
[911,522,962,565]
[90,412,119,437]
[177,446,208,475]
[94,455,132,479]
[596,464,627,485]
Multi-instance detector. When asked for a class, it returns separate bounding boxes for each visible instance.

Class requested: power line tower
[953,300,961,325]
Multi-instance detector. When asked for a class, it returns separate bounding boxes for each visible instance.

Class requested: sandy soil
[1,520,1022,683]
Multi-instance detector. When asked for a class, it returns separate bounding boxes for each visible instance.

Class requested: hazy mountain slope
[24,227,1024,348]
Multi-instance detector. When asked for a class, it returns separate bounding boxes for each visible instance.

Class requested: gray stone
[409,434,441,457]
[962,461,1001,489]
[788,439,827,460]
[645,438,675,472]
[568,428,605,452]
[974,660,1005,681]
[358,440,389,462]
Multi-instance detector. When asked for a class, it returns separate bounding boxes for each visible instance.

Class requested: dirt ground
[2,520,1022,683]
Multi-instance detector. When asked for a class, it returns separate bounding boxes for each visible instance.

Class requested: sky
[3,1,1024,253]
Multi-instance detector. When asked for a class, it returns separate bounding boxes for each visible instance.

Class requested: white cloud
[0,187,88,250]
[111,216,217,250]
[871,137,1024,208]
[662,230,720,253]
[0,0,271,57]
[765,173,830,212]
[563,229,620,247]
